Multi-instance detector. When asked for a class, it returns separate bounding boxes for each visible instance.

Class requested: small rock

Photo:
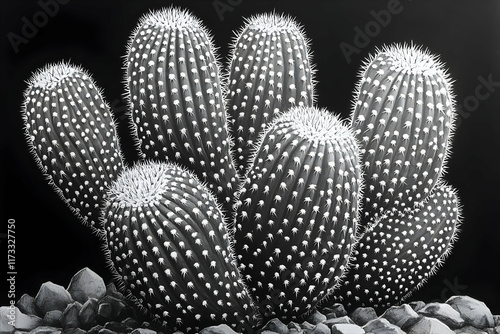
[98,295,126,319]
[381,304,421,330]
[105,283,124,300]
[61,302,82,329]
[408,301,426,312]
[324,316,355,326]
[43,309,63,327]
[407,316,454,334]
[87,324,104,334]
[96,329,117,334]
[300,321,315,331]
[78,298,98,328]
[67,268,106,303]
[309,323,330,334]
[350,307,378,326]
[305,310,327,325]
[454,325,488,334]
[287,321,301,331]
[447,295,495,329]
[199,324,238,334]
[62,328,87,334]
[17,294,38,316]
[35,282,74,315]
[0,306,43,332]
[494,315,500,326]
[330,323,365,334]
[104,321,131,332]
[130,329,157,334]
[326,304,348,317]
[418,302,465,329]
[29,325,62,334]
[363,318,405,334]
[258,318,288,334]
[122,317,141,329]
[97,303,112,321]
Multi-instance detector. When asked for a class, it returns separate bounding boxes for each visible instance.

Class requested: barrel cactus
[20,6,463,333]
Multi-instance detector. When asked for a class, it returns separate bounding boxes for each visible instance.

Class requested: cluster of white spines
[234,106,361,320]
[22,62,123,234]
[336,182,461,310]
[125,7,238,211]
[103,162,257,331]
[351,43,455,221]
[227,12,315,174]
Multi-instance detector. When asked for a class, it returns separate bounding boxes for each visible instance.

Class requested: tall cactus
[333,182,461,310]
[351,44,455,222]
[125,7,238,211]
[103,162,258,332]
[226,13,315,175]
[234,106,362,320]
[22,62,124,235]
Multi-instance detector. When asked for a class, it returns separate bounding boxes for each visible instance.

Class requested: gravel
[2,267,499,334]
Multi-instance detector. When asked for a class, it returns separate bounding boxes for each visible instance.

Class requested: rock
[199,324,238,334]
[309,323,330,334]
[29,325,62,334]
[447,295,495,329]
[288,321,302,331]
[87,324,104,334]
[363,318,405,334]
[60,302,82,329]
[35,282,73,315]
[454,325,488,334]
[122,317,141,329]
[96,329,118,334]
[258,318,288,334]
[0,306,43,332]
[17,294,38,316]
[67,268,106,303]
[130,329,157,334]
[381,304,421,330]
[494,315,500,326]
[418,302,465,329]
[330,323,365,334]
[323,316,355,326]
[98,295,126,319]
[351,307,378,326]
[407,316,454,334]
[105,283,124,300]
[62,328,87,334]
[104,321,131,332]
[324,304,348,317]
[78,298,98,328]
[97,303,112,321]
[408,301,426,312]
[306,310,327,324]
[301,321,315,331]
[43,309,63,327]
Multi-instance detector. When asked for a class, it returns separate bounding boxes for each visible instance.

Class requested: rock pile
[1,268,499,334]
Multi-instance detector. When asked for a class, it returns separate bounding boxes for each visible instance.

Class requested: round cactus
[22,62,124,235]
[351,43,456,223]
[226,12,315,175]
[333,182,461,311]
[125,7,239,212]
[102,161,258,332]
[234,106,362,321]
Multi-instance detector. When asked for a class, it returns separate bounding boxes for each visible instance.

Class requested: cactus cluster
[21,6,461,333]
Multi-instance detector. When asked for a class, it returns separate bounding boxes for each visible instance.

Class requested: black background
[1,0,499,316]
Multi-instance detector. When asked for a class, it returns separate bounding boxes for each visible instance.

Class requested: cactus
[226,13,315,175]
[125,7,238,212]
[22,62,124,235]
[103,161,258,332]
[351,44,455,222]
[21,8,464,333]
[234,106,362,320]
[333,182,461,310]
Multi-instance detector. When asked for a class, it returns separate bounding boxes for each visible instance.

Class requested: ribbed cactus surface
[126,7,238,211]
[351,44,455,222]
[22,62,123,234]
[227,13,315,175]
[103,162,257,332]
[334,182,461,311]
[234,106,361,320]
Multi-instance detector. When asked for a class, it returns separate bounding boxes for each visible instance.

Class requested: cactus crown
[138,7,201,29]
[28,61,83,89]
[245,12,304,33]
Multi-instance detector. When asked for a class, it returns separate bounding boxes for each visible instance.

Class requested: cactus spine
[125,7,238,211]
[351,44,455,222]
[234,106,362,320]
[22,62,123,234]
[103,162,258,332]
[334,182,461,310]
[227,13,315,175]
